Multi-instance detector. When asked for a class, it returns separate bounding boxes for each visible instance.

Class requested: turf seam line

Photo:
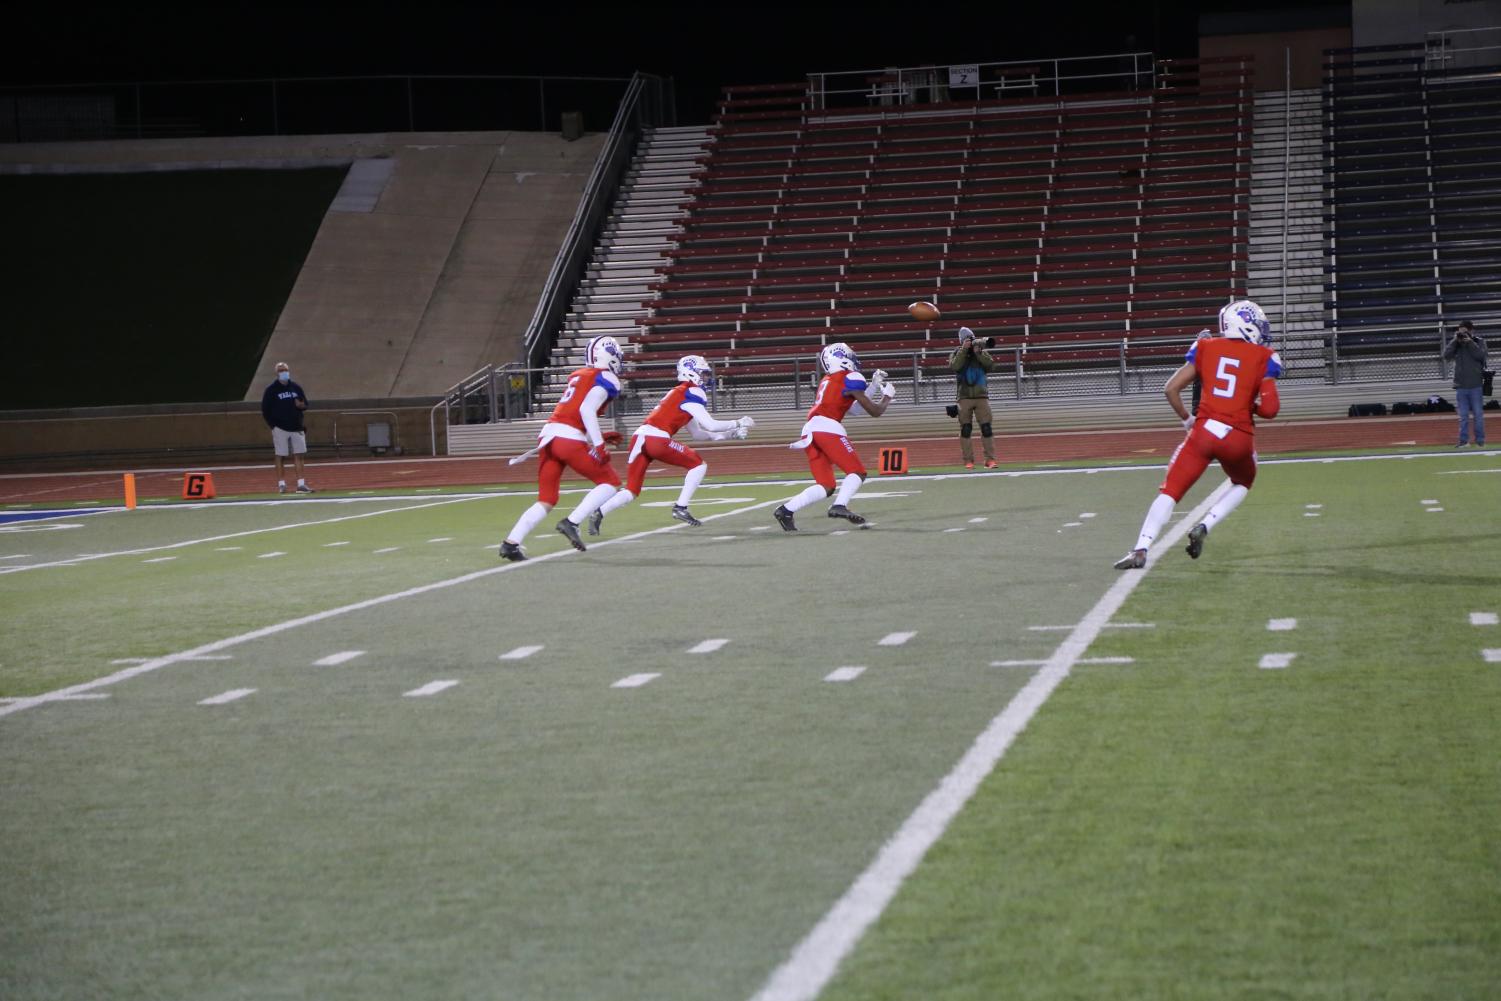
[746,479,1232,1001]
[0,497,783,720]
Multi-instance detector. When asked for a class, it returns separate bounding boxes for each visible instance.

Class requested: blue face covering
[278,371,290,383]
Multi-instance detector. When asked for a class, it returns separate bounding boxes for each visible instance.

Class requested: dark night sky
[7,3,1326,123]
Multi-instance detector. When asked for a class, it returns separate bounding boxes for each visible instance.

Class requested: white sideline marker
[1259,652,1297,670]
[404,680,458,697]
[968,517,989,524]
[688,639,729,654]
[323,541,350,547]
[878,632,916,647]
[824,666,866,683]
[500,645,545,660]
[942,527,965,534]
[214,547,243,552]
[612,673,660,689]
[1079,512,1097,519]
[711,535,737,541]
[199,688,256,706]
[142,556,177,564]
[1426,508,1445,513]
[1304,512,1322,518]
[1421,499,1439,505]
[258,551,287,559]
[1267,618,1298,631]
[1481,649,1501,663]
[1305,504,1323,509]
[991,657,1134,667]
[314,650,365,667]
[373,547,401,554]
[1062,521,1084,527]
[1470,612,1498,626]
[427,537,453,543]
[746,479,1234,1001]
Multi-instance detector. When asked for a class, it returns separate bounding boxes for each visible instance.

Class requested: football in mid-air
[908,301,941,322]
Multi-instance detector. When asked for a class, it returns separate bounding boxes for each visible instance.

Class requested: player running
[500,335,625,561]
[588,354,754,533]
[1114,300,1282,569]
[773,342,895,531]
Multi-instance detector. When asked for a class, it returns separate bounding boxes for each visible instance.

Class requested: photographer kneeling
[946,326,998,469]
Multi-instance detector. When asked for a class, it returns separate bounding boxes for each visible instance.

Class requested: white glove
[737,415,755,430]
[870,369,889,384]
[1182,415,1195,430]
[881,382,897,400]
[732,426,750,440]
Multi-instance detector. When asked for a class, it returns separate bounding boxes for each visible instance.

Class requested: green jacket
[949,342,995,399]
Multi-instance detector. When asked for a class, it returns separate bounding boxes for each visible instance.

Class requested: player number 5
[1211,357,1240,399]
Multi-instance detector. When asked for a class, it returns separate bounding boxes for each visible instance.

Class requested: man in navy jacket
[260,361,314,493]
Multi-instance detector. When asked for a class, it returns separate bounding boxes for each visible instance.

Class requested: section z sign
[949,64,980,89]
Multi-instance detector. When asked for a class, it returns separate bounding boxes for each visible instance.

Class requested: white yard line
[991,657,1135,667]
[688,639,730,654]
[1426,508,1445,513]
[612,673,660,689]
[1481,649,1501,662]
[877,632,916,647]
[427,537,453,543]
[313,650,365,667]
[1267,618,1298,631]
[199,688,256,706]
[1029,622,1154,632]
[1062,521,1084,527]
[0,497,786,720]
[500,645,545,661]
[0,496,482,576]
[824,667,866,682]
[404,680,458,697]
[1470,612,1498,626]
[746,479,1230,1001]
[942,527,965,534]
[323,541,350,548]
[1259,653,1297,670]
[141,556,177,564]
[257,551,287,559]
[967,517,988,524]
[372,547,401,554]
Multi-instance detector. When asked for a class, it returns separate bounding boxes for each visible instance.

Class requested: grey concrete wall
[0,129,604,403]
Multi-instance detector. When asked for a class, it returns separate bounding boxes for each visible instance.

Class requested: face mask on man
[278,371,290,384]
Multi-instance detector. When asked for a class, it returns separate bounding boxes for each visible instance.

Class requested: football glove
[602,430,623,446]
[587,443,609,464]
[737,415,755,430]
[732,425,750,440]
[881,382,897,400]
[1182,415,1195,430]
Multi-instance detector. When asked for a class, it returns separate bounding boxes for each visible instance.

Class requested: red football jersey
[806,370,869,423]
[1190,338,1282,434]
[550,367,620,432]
[643,383,709,436]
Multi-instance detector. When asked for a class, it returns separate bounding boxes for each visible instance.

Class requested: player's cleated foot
[587,510,603,536]
[827,504,867,526]
[295,484,315,494]
[556,518,587,552]
[1113,549,1146,570]
[964,462,974,470]
[773,504,798,532]
[1185,523,1208,560]
[499,541,527,562]
[984,459,998,469]
[671,505,702,527]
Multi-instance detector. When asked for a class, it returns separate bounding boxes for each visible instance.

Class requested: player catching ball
[773,342,895,531]
[1114,300,1282,569]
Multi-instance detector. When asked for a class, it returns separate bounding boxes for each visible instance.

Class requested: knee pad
[959,423,973,438]
[980,422,993,437]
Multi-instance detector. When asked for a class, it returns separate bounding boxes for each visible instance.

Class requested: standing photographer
[947,326,997,469]
[1442,320,1488,447]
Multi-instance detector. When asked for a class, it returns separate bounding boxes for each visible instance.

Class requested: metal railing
[0,73,648,144]
[804,52,1158,114]
[518,71,670,373]
[1425,26,1501,71]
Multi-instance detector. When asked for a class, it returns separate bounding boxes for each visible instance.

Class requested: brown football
[908,301,941,321]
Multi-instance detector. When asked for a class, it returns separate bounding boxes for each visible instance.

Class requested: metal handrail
[519,72,665,372]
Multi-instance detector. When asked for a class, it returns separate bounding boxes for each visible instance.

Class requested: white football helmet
[586,335,624,374]
[1218,300,1270,345]
[820,342,860,374]
[676,354,713,388]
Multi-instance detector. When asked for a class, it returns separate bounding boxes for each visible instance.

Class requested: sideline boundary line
[747,481,1232,1001]
[0,497,784,719]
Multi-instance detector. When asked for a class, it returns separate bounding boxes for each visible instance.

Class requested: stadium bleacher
[631,57,1252,387]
